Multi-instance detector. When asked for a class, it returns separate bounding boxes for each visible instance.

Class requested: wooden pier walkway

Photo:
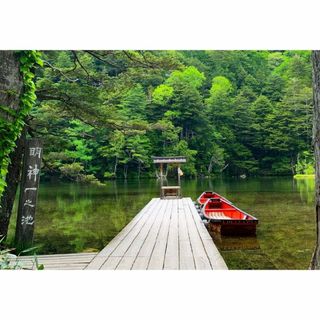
[10,252,97,270]
[11,198,227,270]
[86,197,227,270]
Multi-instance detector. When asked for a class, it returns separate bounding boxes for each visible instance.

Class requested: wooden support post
[159,163,163,197]
[160,163,163,179]
[15,139,43,251]
[177,165,182,197]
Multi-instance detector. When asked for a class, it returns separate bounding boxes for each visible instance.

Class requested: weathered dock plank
[186,199,227,269]
[99,198,160,269]
[115,198,165,270]
[183,199,212,270]
[87,197,228,270]
[131,199,167,270]
[9,252,97,270]
[87,198,158,269]
[147,198,173,269]
[164,198,179,270]
[178,199,195,270]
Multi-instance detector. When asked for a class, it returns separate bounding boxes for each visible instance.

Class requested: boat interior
[204,199,253,220]
[199,192,222,203]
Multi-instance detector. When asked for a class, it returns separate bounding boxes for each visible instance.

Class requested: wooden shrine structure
[152,156,187,199]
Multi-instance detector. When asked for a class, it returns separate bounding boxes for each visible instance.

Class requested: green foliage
[170,140,197,176]
[60,162,84,178]
[295,151,315,175]
[60,163,103,185]
[166,66,206,89]
[0,51,42,199]
[26,50,313,180]
[0,238,44,270]
[63,120,95,168]
[152,84,174,105]
[119,84,147,120]
[271,158,293,175]
[209,76,233,100]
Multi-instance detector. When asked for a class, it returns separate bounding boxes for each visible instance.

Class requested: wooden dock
[9,252,97,270]
[11,198,227,270]
[86,197,227,270]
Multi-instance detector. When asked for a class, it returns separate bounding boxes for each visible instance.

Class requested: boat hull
[209,231,260,250]
[207,220,258,236]
[201,196,258,236]
[197,191,231,206]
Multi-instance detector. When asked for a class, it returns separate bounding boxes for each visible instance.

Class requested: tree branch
[84,50,124,69]
[43,60,79,82]
[71,51,91,78]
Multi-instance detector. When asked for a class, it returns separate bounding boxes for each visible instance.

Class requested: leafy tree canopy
[21,50,313,180]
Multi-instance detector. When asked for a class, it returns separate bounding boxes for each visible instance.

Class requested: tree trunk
[123,165,128,179]
[0,51,23,116]
[0,51,24,240]
[113,156,118,176]
[311,51,320,269]
[0,128,26,239]
[290,156,296,175]
[208,156,214,174]
[138,161,141,179]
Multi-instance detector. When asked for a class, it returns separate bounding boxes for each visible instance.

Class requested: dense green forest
[30,50,313,182]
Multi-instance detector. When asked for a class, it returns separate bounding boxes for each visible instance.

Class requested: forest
[2,51,315,187]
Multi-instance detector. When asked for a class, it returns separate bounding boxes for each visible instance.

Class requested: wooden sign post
[15,139,42,251]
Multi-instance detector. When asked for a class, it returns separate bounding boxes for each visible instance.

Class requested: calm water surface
[8,177,316,269]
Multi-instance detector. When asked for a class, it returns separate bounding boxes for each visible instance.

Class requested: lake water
[8,176,316,269]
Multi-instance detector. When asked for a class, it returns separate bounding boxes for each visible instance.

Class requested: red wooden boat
[197,191,231,206]
[202,198,258,235]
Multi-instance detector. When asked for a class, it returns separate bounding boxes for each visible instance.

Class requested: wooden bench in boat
[206,209,248,220]
[161,186,181,199]
[208,212,232,220]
